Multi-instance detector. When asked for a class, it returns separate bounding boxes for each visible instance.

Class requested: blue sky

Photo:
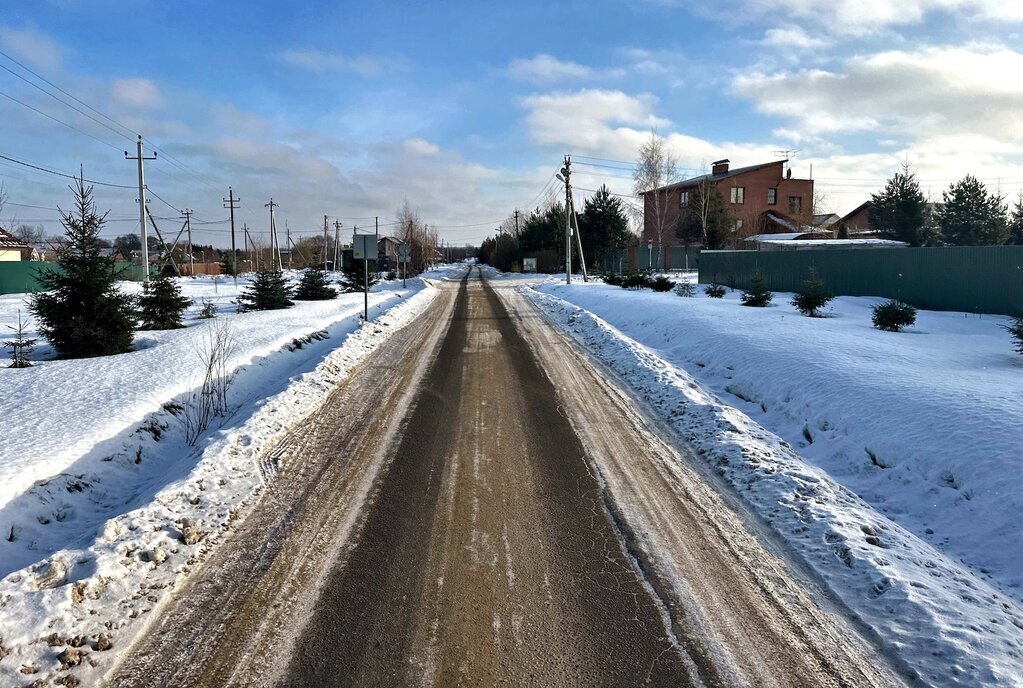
[2,0,1022,246]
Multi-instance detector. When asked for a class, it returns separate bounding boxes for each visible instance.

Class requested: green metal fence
[631,246,702,271]
[698,246,1023,317]
[0,261,149,295]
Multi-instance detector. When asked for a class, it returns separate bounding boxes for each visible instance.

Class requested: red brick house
[640,159,814,261]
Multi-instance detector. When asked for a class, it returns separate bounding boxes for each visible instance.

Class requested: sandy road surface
[109,269,902,687]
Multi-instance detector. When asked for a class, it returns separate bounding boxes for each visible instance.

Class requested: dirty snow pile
[526,281,1023,687]
[0,269,450,684]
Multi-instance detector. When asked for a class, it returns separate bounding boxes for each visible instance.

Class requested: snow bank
[0,270,448,683]
[526,283,1023,687]
[0,274,406,511]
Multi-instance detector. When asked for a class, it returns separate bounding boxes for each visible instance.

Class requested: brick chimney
[711,159,730,175]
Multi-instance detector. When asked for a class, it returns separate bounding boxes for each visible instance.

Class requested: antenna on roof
[773,149,798,161]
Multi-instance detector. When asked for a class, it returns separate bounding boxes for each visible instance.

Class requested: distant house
[812,213,840,230]
[377,236,405,267]
[839,202,873,237]
[0,227,31,261]
[99,247,130,262]
[640,159,815,259]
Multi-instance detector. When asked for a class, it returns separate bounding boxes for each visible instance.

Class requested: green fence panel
[0,261,148,295]
[630,246,701,271]
[698,246,1023,316]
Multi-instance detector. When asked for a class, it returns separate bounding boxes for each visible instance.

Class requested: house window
[680,191,689,207]
[788,196,802,214]
[730,186,745,204]
[767,188,777,205]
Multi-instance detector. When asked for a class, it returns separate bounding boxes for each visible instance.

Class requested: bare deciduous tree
[633,133,681,270]
[395,199,438,273]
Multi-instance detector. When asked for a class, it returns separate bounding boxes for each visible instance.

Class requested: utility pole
[333,219,342,272]
[514,208,520,236]
[558,155,572,284]
[124,134,156,283]
[223,187,239,286]
[323,215,330,271]
[265,198,281,271]
[181,208,193,276]
[571,201,588,281]
[286,220,292,269]
[242,223,255,272]
[375,216,379,274]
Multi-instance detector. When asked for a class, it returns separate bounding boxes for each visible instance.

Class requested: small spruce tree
[219,251,239,276]
[704,283,726,298]
[1004,316,1023,355]
[3,310,37,368]
[30,176,137,357]
[138,276,192,330]
[238,270,293,311]
[740,269,773,307]
[293,269,337,301]
[791,266,833,317]
[872,300,917,332]
[341,259,378,293]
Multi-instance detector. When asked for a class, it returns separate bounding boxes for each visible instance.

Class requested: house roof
[640,160,786,195]
[0,226,30,250]
[755,238,908,247]
[745,231,833,242]
[813,213,840,226]
[840,201,871,221]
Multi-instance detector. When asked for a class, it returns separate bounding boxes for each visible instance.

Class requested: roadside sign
[398,244,411,263]
[523,257,537,273]
[353,234,376,260]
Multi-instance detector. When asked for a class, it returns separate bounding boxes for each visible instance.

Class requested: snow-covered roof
[0,226,30,250]
[745,232,805,242]
[757,238,908,247]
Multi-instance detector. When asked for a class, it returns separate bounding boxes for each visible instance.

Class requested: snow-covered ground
[0,268,457,683]
[525,276,1023,687]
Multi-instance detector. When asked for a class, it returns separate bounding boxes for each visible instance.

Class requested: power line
[0,47,136,140]
[0,89,124,152]
[0,152,136,189]
[0,61,133,145]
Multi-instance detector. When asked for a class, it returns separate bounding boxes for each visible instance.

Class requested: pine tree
[938,175,1009,245]
[138,276,192,329]
[293,269,337,300]
[238,270,293,311]
[579,185,631,270]
[869,162,929,246]
[340,259,378,293]
[30,176,137,358]
[1003,192,1023,245]
[3,310,37,368]
[740,269,773,307]
[219,251,240,276]
[791,266,833,317]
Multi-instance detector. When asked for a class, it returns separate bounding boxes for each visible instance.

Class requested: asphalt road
[109,268,903,687]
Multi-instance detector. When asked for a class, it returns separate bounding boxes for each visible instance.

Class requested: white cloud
[667,0,1023,36]
[110,78,164,110]
[402,138,440,156]
[0,25,63,70]
[733,46,1023,140]
[506,54,625,83]
[760,27,827,50]
[519,87,782,185]
[521,89,670,157]
[277,49,396,77]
